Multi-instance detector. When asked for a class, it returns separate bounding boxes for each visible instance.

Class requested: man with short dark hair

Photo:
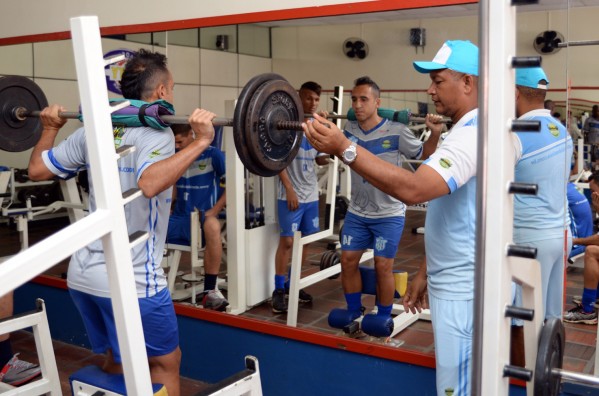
[168,123,228,311]
[583,105,599,169]
[272,81,328,313]
[331,75,441,331]
[27,49,217,396]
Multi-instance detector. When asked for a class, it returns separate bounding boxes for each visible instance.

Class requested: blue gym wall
[15,282,528,396]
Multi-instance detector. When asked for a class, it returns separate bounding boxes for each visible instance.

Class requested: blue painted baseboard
[14,282,529,396]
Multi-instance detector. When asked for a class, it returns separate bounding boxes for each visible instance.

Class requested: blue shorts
[278,200,319,237]
[167,213,205,246]
[340,212,404,258]
[430,294,473,396]
[69,287,179,363]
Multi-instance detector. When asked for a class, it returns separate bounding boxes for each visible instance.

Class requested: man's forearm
[28,127,60,181]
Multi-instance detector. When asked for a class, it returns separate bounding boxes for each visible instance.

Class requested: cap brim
[413,61,447,74]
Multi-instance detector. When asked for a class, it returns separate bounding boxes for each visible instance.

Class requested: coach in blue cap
[510,66,573,364]
[304,39,480,396]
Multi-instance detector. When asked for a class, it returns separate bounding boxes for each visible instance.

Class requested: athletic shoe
[272,288,287,313]
[571,295,599,309]
[285,288,313,303]
[563,306,598,325]
[0,353,42,386]
[201,289,229,311]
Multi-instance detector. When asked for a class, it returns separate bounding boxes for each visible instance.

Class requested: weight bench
[70,356,263,396]
[163,210,205,304]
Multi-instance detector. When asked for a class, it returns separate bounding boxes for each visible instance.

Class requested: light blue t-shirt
[344,118,424,218]
[423,109,478,300]
[42,125,175,298]
[512,109,573,243]
[277,135,325,203]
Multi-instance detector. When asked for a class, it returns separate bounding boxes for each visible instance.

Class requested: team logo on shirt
[149,150,161,158]
[548,123,559,137]
[113,126,125,148]
[381,139,391,149]
[439,158,452,169]
[198,162,207,170]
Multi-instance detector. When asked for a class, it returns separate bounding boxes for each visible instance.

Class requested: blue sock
[0,339,12,368]
[582,287,597,313]
[345,292,362,315]
[275,274,286,290]
[376,303,393,317]
[204,274,217,291]
[284,268,291,290]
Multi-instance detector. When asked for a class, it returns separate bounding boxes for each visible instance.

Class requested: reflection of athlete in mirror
[337,76,441,335]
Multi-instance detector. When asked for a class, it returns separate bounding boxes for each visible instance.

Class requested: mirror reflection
[0,0,597,383]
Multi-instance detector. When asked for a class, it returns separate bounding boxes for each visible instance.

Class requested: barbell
[0,73,447,177]
[513,317,599,395]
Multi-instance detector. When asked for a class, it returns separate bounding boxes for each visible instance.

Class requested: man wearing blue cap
[509,67,573,366]
[304,39,479,396]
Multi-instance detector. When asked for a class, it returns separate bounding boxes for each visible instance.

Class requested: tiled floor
[1,208,598,394]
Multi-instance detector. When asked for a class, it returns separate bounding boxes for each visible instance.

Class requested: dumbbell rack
[0,16,154,395]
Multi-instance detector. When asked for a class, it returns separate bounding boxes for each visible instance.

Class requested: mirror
[0,0,592,363]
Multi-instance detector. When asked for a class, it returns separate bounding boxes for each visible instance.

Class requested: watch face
[344,145,356,162]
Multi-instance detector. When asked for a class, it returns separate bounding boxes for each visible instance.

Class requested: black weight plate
[328,251,341,280]
[234,73,285,177]
[534,317,564,396]
[243,78,303,177]
[0,76,48,152]
[320,250,334,271]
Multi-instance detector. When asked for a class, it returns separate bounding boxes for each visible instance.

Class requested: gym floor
[0,209,596,394]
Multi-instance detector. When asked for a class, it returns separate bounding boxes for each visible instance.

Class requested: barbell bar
[12,103,449,134]
[0,73,447,176]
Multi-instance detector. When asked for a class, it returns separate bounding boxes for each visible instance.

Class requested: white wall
[0,38,272,168]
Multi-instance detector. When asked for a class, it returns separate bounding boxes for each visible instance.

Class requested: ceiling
[258,0,599,27]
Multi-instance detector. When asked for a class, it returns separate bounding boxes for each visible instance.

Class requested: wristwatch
[341,143,357,165]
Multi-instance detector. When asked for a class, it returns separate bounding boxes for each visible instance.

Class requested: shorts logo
[548,123,559,137]
[381,139,391,149]
[292,223,299,232]
[312,217,319,229]
[342,234,353,246]
[439,158,452,169]
[375,236,388,252]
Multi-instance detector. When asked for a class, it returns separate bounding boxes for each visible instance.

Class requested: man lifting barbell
[26,48,218,396]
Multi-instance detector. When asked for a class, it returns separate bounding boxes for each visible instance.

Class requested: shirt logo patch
[149,150,161,158]
[439,158,452,169]
[198,163,207,170]
[381,139,391,149]
[113,126,125,148]
[548,123,559,137]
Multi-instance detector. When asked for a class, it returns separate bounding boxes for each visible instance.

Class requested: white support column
[69,16,153,395]
[475,0,521,395]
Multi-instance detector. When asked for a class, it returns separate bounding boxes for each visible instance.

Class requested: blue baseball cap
[515,67,549,90]
[413,40,479,76]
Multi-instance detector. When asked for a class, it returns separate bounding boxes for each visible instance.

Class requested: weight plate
[233,73,286,177]
[320,250,334,271]
[0,76,48,152]
[243,78,303,177]
[534,317,564,396]
[328,251,341,280]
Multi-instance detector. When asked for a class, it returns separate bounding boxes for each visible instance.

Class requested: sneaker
[0,353,42,386]
[563,306,598,325]
[272,288,288,313]
[571,295,599,309]
[201,289,229,312]
[285,288,313,303]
